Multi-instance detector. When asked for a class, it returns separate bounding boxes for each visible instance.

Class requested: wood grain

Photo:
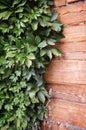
[56,41,86,53]
[60,25,86,42]
[59,11,86,25]
[47,84,86,103]
[45,60,86,84]
[57,1,86,15]
[47,99,86,128]
[54,0,66,7]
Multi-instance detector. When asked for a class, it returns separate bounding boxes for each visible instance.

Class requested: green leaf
[0,11,12,20]
[40,49,47,56]
[38,91,45,103]
[51,48,62,56]
[16,118,20,128]
[48,0,54,5]
[6,51,16,58]
[0,4,7,9]
[15,7,24,13]
[47,39,56,45]
[47,50,52,59]
[1,125,9,130]
[25,59,32,68]
[51,10,58,22]
[38,40,47,49]
[52,22,62,31]
[12,0,21,7]
[27,53,35,60]
[32,21,38,31]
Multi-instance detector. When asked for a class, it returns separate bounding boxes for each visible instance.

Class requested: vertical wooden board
[47,99,86,128]
[45,60,86,84]
[47,84,86,103]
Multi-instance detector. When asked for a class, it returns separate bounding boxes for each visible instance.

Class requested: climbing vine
[0,0,64,129]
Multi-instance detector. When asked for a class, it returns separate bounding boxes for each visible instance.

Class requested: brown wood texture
[60,24,86,43]
[57,1,86,14]
[47,84,86,103]
[47,99,86,128]
[57,1,86,24]
[45,60,86,84]
[56,41,86,53]
[42,0,86,129]
[59,11,86,25]
[54,0,66,7]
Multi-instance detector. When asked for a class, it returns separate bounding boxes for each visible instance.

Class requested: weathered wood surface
[60,25,86,42]
[41,122,68,130]
[56,41,86,53]
[45,60,86,84]
[57,1,86,15]
[47,100,86,128]
[54,0,66,6]
[47,84,86,103]
[42,0,86,129]
[59,11,86,25]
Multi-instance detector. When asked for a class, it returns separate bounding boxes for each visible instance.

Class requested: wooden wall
[41,0,86,129]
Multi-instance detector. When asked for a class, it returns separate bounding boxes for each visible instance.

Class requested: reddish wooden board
[56,41,86,53]
[45,60,86,84]
[57,1,86,15]
[47,99,86,128]
[60,25,86,42]
[42,0,86,129]
[59,11,86,25]
[54,0,66,7]
[47,84,86,103]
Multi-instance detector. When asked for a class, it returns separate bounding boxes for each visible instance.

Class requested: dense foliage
[0,0,64,129]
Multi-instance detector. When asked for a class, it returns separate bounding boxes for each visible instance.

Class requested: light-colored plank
[56,41,86,53]
[47,99,86,128]
[60,25,86,42]
[47,84,86,103]
[54,0,66,7]
[59,11,86,25]
[63,52,86,60]
[56,52,86,60]
[45,60,86,84]
[57,1,86,15]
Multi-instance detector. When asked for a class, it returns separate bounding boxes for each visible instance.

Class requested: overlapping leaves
[0,0,64,129]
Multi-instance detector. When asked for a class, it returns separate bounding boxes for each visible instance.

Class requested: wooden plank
[47,84,86,103]
[56,41,86,53]
[47,99,86,128]
[60,25,86,42]
[54,0,66,7]
[59,11,86,25]
[45,60,86,84]
[57,1,86,15]
[67,0,78,3]
[60,52,86,60]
